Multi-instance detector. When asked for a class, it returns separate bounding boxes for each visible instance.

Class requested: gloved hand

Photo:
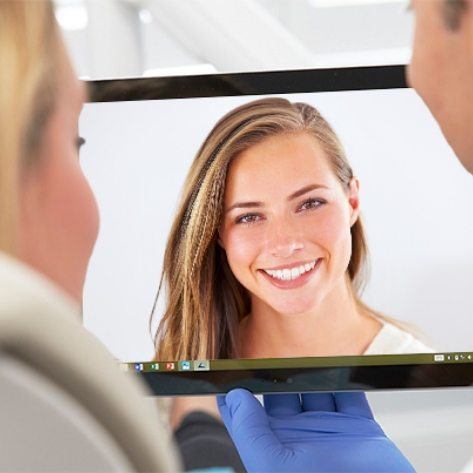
[218,389,415,473]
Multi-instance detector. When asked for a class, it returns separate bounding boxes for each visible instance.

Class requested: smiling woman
[152,97,432,362]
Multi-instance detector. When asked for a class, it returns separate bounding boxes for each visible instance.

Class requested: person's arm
[218,389,415,473]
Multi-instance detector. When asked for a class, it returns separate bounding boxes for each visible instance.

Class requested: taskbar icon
[129,362,160,372]
[437,353,473,363]
[179,361,192,371]
[194,360,210,371]
[122,359,214,373]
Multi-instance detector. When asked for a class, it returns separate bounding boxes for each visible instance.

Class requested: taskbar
[120,352,473,374]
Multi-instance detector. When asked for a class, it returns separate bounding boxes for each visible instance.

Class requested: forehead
[225,132,337,199]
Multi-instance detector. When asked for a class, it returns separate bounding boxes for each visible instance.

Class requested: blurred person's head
[0,1,99,302]
[409,0,473,174]
[153,98,382,361]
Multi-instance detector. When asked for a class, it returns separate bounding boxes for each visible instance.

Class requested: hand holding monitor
[218,389,415,473]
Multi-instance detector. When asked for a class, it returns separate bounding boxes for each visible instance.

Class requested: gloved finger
[301,392,336,412]
[264,393,302,416]
[218,389,264,435]
[217,394,231,428]
[333,391,374,419]
[220,389,282,462]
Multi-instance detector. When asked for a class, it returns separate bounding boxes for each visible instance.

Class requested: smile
[262,259,319,281]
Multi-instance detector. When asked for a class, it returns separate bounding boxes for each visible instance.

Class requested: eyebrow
[225,184,328,213]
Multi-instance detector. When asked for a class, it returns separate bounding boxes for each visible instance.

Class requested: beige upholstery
[0,252,180,472]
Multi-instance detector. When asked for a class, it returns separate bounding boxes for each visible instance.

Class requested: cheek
[222,226,263,277]
[306,206,352,266]
[40,155,99,271]
[59,161,100,249]
[18,149,100,301]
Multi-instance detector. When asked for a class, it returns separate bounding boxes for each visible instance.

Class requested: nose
[267,218,304,259]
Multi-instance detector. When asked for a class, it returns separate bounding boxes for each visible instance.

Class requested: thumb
[218,389,283,463]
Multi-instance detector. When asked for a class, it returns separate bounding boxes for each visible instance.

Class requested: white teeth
[263,260,318,281]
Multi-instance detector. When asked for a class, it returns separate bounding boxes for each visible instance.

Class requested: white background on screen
[79,88,473,362]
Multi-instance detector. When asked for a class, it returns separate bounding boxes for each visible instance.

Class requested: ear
[347,177,360,227]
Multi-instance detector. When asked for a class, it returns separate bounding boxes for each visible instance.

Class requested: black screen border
[87,64,407,102]
[85,65,473,395]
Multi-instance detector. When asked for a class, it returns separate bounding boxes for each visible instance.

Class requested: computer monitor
[80,66,473,395]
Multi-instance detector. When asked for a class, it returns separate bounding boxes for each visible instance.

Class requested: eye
[76,136,86,150]
[298,198,326,212]
[235,213,262,225]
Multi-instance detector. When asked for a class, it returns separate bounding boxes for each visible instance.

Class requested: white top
[364,321,434,355]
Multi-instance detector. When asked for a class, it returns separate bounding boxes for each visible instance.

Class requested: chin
[268,296,320,317]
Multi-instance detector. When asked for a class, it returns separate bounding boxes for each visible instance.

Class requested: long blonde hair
[0,1,60,253]
[152,98,395,361]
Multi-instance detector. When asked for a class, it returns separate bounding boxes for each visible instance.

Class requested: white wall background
[79,88,473,363]
[367,388,473,473]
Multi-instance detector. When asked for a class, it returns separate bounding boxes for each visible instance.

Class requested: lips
[258,258,322,290]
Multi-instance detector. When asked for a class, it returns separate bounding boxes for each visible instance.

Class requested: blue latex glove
[218,389,415,473]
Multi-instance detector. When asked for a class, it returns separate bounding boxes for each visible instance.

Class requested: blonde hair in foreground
[0,0,59,253]
[152,97,404,361]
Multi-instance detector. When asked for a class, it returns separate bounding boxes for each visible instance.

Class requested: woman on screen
[152,97,432,361]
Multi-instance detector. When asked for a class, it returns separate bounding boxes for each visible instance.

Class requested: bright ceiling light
[143,64,218,77]
[139,9,153,24]
[55,3,88,31]
[309,0,406,7]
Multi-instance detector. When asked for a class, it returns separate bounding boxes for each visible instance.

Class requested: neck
[240,277,380,358]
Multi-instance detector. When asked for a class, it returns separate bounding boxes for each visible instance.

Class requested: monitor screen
[79,67,473,394]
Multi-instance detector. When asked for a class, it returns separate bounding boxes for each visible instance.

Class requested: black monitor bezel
[85,65,473,395]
